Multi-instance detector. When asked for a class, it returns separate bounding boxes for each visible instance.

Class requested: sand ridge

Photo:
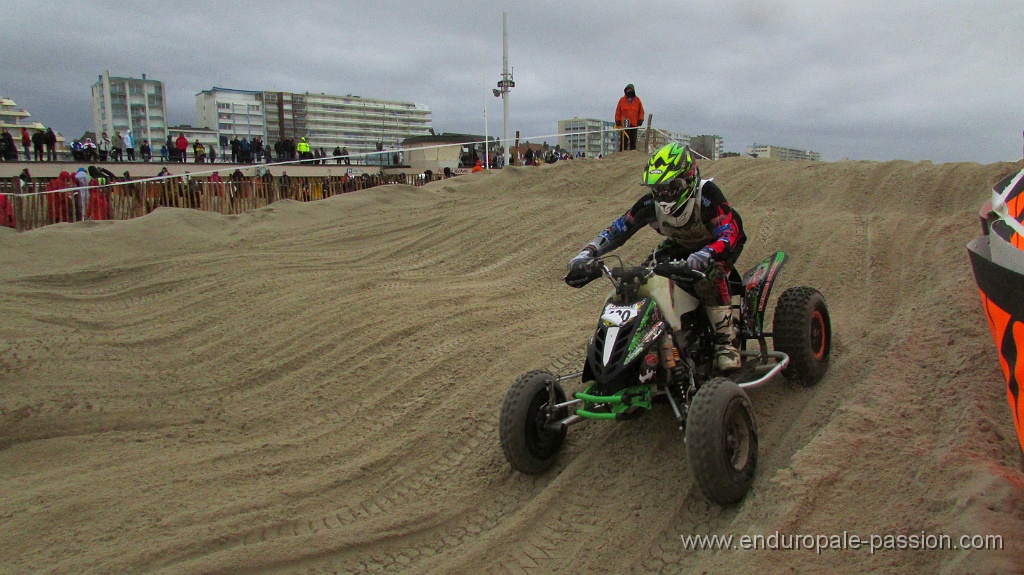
[2,153,1023,574]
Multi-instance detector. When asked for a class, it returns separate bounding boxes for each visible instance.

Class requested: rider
[564,143,746,372]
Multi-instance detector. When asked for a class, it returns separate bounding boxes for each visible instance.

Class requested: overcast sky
[4,1,1023,163]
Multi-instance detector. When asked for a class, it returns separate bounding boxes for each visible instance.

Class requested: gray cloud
[3,0,1022,162]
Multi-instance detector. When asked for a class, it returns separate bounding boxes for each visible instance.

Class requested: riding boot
[707,305,741,372]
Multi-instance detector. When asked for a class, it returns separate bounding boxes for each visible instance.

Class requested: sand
[2,153,1023,574]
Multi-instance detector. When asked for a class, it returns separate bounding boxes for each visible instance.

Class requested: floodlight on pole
[497,12,514,168]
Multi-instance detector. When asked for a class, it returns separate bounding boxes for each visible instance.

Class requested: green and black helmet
[643,143,700,218]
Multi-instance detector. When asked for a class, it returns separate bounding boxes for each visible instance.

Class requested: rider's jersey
[586,179,745,262]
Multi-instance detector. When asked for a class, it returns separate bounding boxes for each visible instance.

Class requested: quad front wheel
[686,377,758,505]
[773,286,832,386]
[499,370,568,474]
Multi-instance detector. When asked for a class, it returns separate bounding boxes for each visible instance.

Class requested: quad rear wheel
[500,370,568,474]
[773,286,832,386]
[686,377,758,505]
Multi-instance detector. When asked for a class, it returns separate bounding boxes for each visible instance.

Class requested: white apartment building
[195,88,267,152]
[747,144,821,161]
[557,118,618,157]
[92,70,168,147]
[196,89,432,159]
[273,92,432,155]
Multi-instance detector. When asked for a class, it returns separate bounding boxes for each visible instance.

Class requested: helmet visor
[651,176,694,203]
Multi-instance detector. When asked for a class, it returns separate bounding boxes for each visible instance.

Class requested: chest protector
[649,180,714,251]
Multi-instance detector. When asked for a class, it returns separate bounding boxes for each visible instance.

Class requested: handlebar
[593,254,705,281]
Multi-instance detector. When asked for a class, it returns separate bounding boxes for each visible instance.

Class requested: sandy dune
[2,153,1023,574]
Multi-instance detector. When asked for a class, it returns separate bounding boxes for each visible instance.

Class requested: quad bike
[499,250,831,505]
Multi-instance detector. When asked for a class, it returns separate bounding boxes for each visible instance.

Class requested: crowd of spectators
[4,164,449,229]
[0,127,57,162]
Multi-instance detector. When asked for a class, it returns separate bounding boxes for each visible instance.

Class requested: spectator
[98,132,111,162]
[471,159,484,173]
[614,83,645,151]
[175,133,189,163]
[273,139,283,162]
[280,171,292,198]
[230,135,240,163]
[0,129,15,161]
[86,166,115,220]
[341,146,351,165]
[253,137,263,163]
[124,129,136,161]
[193,140,206,163]
[82,138,98,162]
[229,167,245,211]
[32,129,45,161]
[20,127,31,161]
[45,127,57,161]
[121,170,143,216]
[0,190,14,228]
[209,170,224,211]
[239,137,251,163]
[260,168,275,203]
[297,137,311,164]
[141,140,152,162]
[208,145,217,164]
[73,167,89,221]
[112,130,124,162]
[165,135,175,162]
[46,171,74,223]
[160,143,169,162]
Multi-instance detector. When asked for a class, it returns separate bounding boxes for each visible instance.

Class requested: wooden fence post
[10,176,25,232]
[644,114,653,153]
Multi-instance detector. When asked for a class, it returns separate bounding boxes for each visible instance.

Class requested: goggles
[651,176,693,201]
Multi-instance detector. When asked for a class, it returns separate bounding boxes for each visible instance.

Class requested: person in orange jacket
[614,83,645,152]
[471,159,484,173]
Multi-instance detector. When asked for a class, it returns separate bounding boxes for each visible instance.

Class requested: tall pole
[501,12,511,168]
[484,88,489,169]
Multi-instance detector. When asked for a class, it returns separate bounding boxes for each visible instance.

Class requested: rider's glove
[567,248,594,271]
[565,249,599,288]
[652,259,688,282]
[686,248,715,273]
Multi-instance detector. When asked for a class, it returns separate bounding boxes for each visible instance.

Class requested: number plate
[601,303,640,326]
